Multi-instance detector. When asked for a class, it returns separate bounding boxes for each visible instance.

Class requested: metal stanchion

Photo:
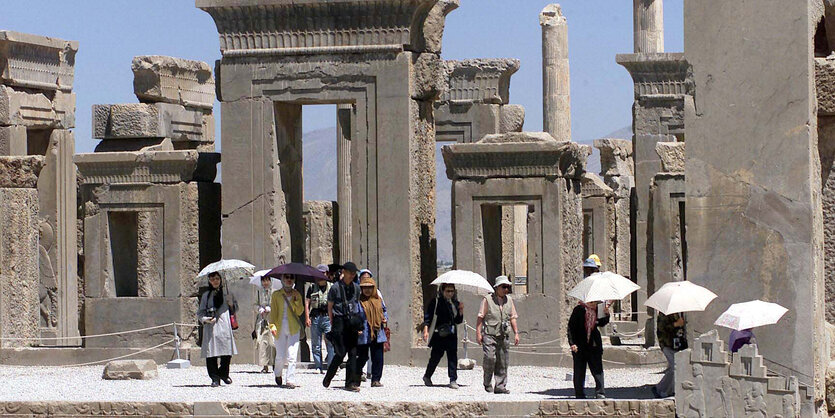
[457,320,476,369]
[166,324,191,369]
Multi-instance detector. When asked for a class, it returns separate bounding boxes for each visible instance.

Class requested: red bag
[230,314,239,330]
[383,327,391,352]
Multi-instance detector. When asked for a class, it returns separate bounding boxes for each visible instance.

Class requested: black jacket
[567,304,610,354]
[423,297,464,346]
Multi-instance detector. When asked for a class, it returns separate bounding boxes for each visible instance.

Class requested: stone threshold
[0,400,675,417]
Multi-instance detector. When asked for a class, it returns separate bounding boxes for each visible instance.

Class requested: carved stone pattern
[441,60,520,104]
[199,1,432,54]
[1,42,74,91]
[617,54,693,98]
[75,152,199,185]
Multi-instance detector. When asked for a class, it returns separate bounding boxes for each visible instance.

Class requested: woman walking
[269,274,304,388]
[254,276,275,373]
[422,283,464,389]
[198,272,238,387]
[567,300,610,399]
[356,276,388,387]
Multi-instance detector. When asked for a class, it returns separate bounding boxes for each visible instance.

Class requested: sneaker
[371,381,383,387]
[361,373,367,382]
[449,381,459,390]
[595,394,606,399]
[423,376,432,387]
[494,387,510,394]
[485,385,494,393]
[346,384,361,392]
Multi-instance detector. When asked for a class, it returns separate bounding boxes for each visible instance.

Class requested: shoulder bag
[341,283,364,330]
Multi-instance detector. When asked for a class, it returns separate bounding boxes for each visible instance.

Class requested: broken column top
[132,56,215,110]
[441,58,520,105]
[615,53,692,98]
[442,131,589,180]
[594,138,633,177]
[539,4,566,26]
[0,30,77,91]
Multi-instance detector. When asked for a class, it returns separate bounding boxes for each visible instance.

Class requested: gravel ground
[2,363,666,403]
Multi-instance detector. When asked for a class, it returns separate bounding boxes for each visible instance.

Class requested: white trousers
[273,330,300,384]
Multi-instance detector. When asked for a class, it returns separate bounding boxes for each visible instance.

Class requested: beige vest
[482,294,514,337]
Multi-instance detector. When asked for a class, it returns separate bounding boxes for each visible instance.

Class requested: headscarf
[579,301,597,342]
[359,277,384,338]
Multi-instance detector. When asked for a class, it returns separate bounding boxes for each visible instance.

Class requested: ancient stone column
[633,0,664,53]
[336,104,352,262]
[540,4,571,141]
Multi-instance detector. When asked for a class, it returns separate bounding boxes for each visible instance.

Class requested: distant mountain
[302,124,632,264]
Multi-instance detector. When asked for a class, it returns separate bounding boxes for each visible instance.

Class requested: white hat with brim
[493,276,512,288]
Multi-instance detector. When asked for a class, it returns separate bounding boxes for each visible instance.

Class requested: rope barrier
[610,327,646,338]
[62,338,177,368]
[0,323,175,341]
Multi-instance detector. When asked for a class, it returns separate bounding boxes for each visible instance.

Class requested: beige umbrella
[644,281,718,315]
[568,271,640,303]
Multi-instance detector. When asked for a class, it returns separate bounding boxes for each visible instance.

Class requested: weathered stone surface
[0,31,77,91]
[0,156,44,188]
[479,131,559,144]
[102,360,158,380]
[0,187,39,348]
[655,141,684,173]
[685,0,824,410]
[539,399,674,417]
[441,59,520,104]
[499,104,525,133]
[633,0,664,54]
[411,0,459,53]
[0,402,192,416]
[827,360,835,412]
[616,53,692,99]
[303,201,336,266]
[0,125,25,156]
[411,53,445,101]
[93,103,205,142]
[541,4,570,142]
[594,138,633,178]
[75,151,200,185]
[0,85,75,128]
[816,57,835,116]
[132,56,214,110]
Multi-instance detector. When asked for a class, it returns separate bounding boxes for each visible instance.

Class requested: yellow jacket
[268,287,304,336]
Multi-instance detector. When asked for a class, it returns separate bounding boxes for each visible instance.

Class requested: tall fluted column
[336,104,353,262]
[540,4,571,141]
[633,0,664,53]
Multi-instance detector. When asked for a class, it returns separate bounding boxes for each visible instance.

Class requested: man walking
[306,264,334,373]
[323,262,362,392]
[476,276,520,394]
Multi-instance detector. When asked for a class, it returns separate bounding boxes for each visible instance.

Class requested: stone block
[0,125,26,156]
[442,59,520,104]
[303,200,336,266]
[102,359,158,380]
[0,31,77,91]
[411,0,459,53]
[132,56,215,110]
[457,358,476,370]
[594,138,633,178]
[655,141,684,173]
[93,103,205,142]
[0,187,39,348]
[499,104,525,133]
[0,85,74,129]
[0,156,44,188]
[84,299,179,348]
[817,57,835,116]
[74,150,199,185]
[411,53,445,101]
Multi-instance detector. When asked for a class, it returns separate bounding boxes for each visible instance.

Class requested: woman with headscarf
[197,271,238,387]
[567,300,610,399]
[269,274,304,388]
[422,283,464,389]
[356,275,388,387]
[254,275,275,373]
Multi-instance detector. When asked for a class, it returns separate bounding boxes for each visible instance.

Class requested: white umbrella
[568,271,640,303]
[198,259,256,282]
[430,270,493,295]
[714,300,788,331]
[247,269,275,287]
[644,281,718,315]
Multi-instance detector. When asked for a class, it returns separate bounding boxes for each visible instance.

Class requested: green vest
[482,294,514,337]
[309,283,331,312]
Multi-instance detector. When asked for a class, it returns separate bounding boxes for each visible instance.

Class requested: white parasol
[714,300,788,331]
[644,281,718,315]
[430,270,493,295]
[197,259,256,282]
[247,269,275,288]
[568,271,640,303]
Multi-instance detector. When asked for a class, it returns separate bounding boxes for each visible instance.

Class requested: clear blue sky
[0,0,683,153]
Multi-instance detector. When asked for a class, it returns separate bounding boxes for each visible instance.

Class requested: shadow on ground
[530,385,655,400]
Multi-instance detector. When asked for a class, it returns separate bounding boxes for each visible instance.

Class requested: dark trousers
[206,355,231,383]
[572,349,604,398]
[357,340,385,383]
[324,317,360,387]
[424,334,458,383]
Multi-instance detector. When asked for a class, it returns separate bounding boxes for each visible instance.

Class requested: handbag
[383,327,391,352]
[341,283,363,330]
[230,313,239,330]
[672,326,688,351]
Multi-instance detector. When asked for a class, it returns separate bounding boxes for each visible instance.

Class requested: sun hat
[493,276,512,288]
[583,258,599,269]
[360,277,376,287]
[316,264,328,273]
[589,254,602,267]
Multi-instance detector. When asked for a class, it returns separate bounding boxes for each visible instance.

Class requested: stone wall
[303,201,337,267]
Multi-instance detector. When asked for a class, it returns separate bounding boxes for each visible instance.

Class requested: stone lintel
[655,141,684,173]
[594,138,633,177]
[441,58,521,104]
[0,31,77,92]
[132,56,215,110]
[816,57,835,116]
[581,172,613,198]
[442,132,589,180]
[197,0,442,56]
[616,53,692,98]
[74,150,208,185]
[0,156,45,188]
[0,85,75,129]
[93,103,206,142]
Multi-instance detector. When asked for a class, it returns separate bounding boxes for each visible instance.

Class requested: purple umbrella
[265,262,327,282]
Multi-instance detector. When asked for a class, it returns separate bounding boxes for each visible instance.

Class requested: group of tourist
[197,255,754,397]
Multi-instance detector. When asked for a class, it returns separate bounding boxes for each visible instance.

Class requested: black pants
[357,340,385,383]
[572,349,604,398]
[324,317,360,387]
[206,355,231,383]
[424,334,458,383]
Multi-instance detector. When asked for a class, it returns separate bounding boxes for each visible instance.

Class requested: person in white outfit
[254,276,275,373]
[269,274,304,388]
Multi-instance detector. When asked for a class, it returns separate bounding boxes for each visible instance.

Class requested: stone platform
[0,364,674,416]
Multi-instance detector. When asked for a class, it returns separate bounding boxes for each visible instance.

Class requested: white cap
[493,276,512,288]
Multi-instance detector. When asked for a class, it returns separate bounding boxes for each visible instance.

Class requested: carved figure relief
[743,382,768,418]
[681,363,706,418]
[37,221,58,328]
[716,375,741,417]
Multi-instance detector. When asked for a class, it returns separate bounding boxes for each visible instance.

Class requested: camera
[207,307,217,318]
